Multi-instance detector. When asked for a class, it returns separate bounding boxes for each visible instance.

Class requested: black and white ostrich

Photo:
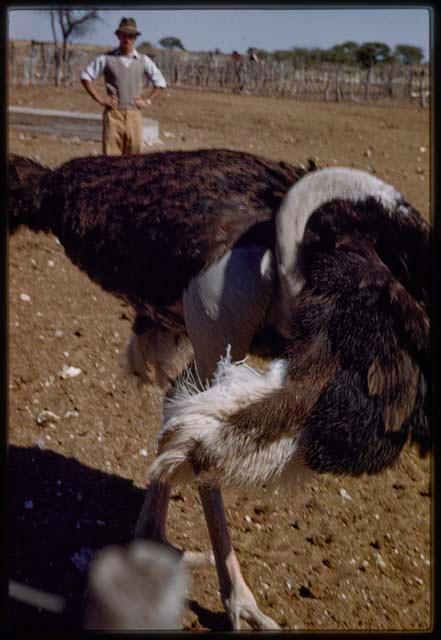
[9,150,430,630]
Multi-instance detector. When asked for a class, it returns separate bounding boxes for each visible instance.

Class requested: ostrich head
[124,322,193,391]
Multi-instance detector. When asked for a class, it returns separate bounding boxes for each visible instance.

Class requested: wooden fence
[9,41,430,106]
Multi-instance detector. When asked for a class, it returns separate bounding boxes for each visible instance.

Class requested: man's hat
[115,17,141,37]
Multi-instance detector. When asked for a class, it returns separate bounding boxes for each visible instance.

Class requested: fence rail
[9,41,430,106]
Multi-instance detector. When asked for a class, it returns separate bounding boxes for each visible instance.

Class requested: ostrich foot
[223,581,280,630]
[181,549,215,569]
[140,537,215,571]
[134,480,214,571]
[138,536,215,571]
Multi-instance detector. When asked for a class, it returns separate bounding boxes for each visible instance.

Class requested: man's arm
[134,86,164,109]
[81,78,118,108]
[133,55,167,109]
[80,54,118,108]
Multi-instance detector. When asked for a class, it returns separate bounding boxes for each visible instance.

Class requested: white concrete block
[8,106,160,145]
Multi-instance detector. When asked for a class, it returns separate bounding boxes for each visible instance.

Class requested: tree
[48,9,101,61]
[394,44,424,65]
[159,36,185,51]
[37,9,101,85]
[290,47,310,64]
[273,49,293,62]
[138,41,155,53]
[305,47,322,64]
[254,48,270,60]
[356,42,393,68]
[328,41,359,65]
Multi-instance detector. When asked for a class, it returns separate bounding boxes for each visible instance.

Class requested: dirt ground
[7,84,431,631]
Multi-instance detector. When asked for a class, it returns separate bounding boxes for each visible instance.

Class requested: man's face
[117,31,137,54]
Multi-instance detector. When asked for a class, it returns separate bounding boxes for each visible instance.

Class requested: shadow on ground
[7,445,232,631]
[7,446,145,630]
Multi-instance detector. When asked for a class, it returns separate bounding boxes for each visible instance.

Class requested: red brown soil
[8,83,431,631]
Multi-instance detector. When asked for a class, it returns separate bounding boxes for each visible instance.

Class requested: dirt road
[8,84,431,631]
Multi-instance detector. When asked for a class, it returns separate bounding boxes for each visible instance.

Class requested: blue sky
[8,7,431,60]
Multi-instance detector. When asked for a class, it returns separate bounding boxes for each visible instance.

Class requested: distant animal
[9,151,430,629]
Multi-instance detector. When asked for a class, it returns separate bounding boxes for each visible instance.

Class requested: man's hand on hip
[134,96,151,110]
[101,94,119,109]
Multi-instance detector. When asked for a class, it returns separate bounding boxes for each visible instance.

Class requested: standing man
[81,17,167,155]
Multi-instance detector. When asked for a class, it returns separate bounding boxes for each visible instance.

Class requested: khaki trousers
[102,107,143,155]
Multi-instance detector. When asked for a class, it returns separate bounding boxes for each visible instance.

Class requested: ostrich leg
[136,245,277,627]
[134,480,214,569]
[198,485,279,630]
[135,484,279,628]
[134,481,171,542]
[184,245,279,629]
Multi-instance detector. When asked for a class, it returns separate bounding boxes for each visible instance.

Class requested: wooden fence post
[386,66,394,99]
[54,47,62,86]
[335,66,342,102]
[407,68,414,101]
[42,45,52,84]
[9,42,17,85]
[364,67,373,102]
[348,70,356,102]
[419,69,428,108]
[323,73,331,101]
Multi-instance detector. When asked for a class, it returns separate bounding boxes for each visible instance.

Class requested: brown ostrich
[8,151,430,629]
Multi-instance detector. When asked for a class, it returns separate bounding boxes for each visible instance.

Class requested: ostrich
[8,151,430,629]
[9,148,311,628]
[145,166,430,629]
